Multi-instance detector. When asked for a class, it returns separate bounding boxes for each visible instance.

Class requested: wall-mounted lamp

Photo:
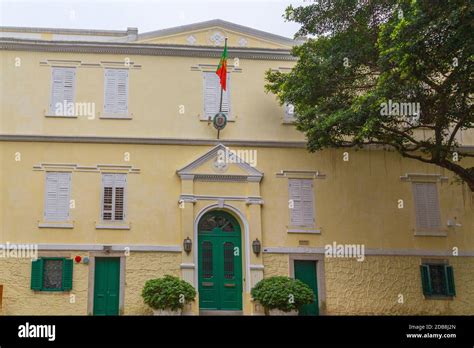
[252,238,261,256]
[183,237,192,254]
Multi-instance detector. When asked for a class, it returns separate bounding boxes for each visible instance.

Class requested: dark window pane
[199,216,217,231]
[224,242,234,279]
[43,259,63,290]
[114,187,124,220]
[202,242,213,278]
[429,265,446,296]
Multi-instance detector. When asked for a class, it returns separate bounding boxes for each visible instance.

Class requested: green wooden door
[294,260,319,316]
[93,257,120,316]
[198,211,242,311]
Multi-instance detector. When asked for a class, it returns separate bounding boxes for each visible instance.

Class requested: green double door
[93,257,120,316]
[198,211,243,311]
[294,260,319,316]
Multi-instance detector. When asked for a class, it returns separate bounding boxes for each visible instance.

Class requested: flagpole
[217,37,228,140]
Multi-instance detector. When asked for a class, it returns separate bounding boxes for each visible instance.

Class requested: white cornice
[0,38,296,61]
[263,247,474,257]
[0,134,307,148]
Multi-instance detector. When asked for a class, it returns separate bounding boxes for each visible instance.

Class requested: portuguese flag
[216,39,228,91]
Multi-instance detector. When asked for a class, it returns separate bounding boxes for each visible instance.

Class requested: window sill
[423,295,454,300]
[38,222,74,229]
[100,114,133,120]
[95,223,130,230]
[415,230,447,237]
[287,227,320,234]
[45,114,78,118]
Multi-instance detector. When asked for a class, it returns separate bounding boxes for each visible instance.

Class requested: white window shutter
[104,69,129,115]
[413,183,441,230]
[50,67,75,114]
[44,172,71,221]
[203,72,230,120]
[301,180,315,225]
[289,179,314,226]
[289,179,303,226]
[116,69,129,114]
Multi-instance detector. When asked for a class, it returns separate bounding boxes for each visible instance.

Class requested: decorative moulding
[176,143,263,183]
[276,170,326,179]
[400,173,448,183]
[33,163,141,174]
[178,194,264,205]
[39,59,141,69]
[190,63,242,73]
[0,134,307,148]
[1,39,297,61]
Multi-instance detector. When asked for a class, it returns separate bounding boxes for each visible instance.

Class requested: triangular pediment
[136,19,298,49]
[177,144,263,182]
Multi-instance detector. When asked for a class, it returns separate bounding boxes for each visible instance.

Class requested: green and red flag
[216,40,228,91]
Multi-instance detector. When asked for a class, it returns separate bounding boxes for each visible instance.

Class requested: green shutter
[420,264,432,296]
[31,259,44,290]
[62,259,73,291]
[445,265,456,296]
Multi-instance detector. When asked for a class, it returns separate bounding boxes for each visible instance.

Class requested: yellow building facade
[0,20,473,315]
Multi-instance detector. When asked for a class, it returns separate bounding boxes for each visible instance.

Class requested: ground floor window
[420,263,455,298]
[30,258,73,291]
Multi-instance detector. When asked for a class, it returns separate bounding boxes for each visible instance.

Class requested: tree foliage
[267,0,474,190]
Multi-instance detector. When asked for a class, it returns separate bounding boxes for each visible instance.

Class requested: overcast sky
[0,0,306,39]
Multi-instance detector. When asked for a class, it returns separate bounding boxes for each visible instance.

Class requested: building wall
[324,256,474,315]
[262,254,474,315]
[0,50,299,141]
[2,142,472,248]
[0,251,181,315]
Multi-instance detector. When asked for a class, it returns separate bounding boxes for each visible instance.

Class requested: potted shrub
[251,276,314,315]
[142,275,196,315]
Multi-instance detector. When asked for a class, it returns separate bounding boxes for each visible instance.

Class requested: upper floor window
[288,179,315,227]
[44,172,71,222]
[50,67,76,116]
[203,72,230,120]
[412,182,441,232]
[101,173,127,222]
[283,102,296,123]
[103,68,129,117]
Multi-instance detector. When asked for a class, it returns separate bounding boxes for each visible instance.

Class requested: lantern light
[252,239,261,256]
[183,237,192,254]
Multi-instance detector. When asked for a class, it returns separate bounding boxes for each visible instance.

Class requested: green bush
[142,275,196,311]
[251,276,314,312]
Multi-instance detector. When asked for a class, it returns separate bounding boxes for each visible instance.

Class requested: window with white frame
[103,69,129,116]
[44,172,71,221]
[203,72,230,120]
[101,173,127,221]
[50,67,76,115]
[412,182,442,231]
[288,179,315,226]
